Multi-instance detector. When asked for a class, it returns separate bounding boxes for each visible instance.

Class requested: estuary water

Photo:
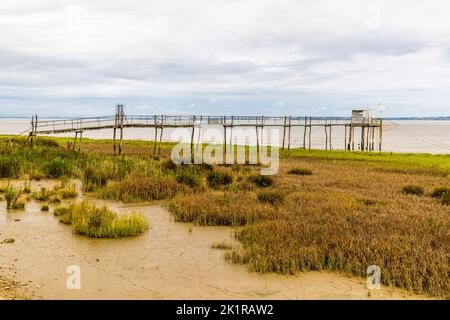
[1,118,449,154]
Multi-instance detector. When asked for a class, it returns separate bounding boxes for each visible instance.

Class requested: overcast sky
[1,0,450,117]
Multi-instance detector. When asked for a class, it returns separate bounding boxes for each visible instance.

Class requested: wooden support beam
[308,117,312,150]
[190,125,195,164]
[329,124,332,150]
[223,125,227,163]
[153,127,158,157]
[158,127,163,157]
[113,128,117,154]
[282,116,287,150]
[287,116,292,150]
[379,120,383,151]
[256,126,260,164]
[344,125,349,150]
[303,116,307,149]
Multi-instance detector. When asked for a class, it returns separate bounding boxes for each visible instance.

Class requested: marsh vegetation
[0,136,449,298]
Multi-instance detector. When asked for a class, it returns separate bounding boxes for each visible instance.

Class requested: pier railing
[26,105,383,154]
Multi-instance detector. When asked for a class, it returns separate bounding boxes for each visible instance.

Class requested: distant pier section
[27,105,383,155]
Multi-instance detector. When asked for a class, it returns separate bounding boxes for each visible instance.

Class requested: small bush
[431,186,450,205]
[161,158,177,171]
[431,186,450,199]
[402,185,424,196]
[45,157,73,178]
[207,170,233,188]
[440,193,450,206]
[0,156,21,178]
[41,204,49,211]
[257,191,285,205]
[250,175,273,188]
[176,167,204,189]
[82,162,113,192]
[288,168,313,176]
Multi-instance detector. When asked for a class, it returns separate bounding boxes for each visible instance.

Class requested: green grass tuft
[55,201,150,238]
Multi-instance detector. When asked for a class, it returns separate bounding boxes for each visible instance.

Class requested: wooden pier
[27,105,383,157]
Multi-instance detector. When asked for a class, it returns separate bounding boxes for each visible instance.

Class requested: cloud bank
[1,0,450,117]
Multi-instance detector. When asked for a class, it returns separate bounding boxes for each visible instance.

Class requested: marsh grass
[1,136,450,297]
[55,201,150,238]
[257,190,285,205]
[4,185,25,209]
[168,192,276,226]
[249,175,273,188]
[211,241,233,250]
[175,166,205,190]
[402,185,425,196]
[207,169,233,189]
[100,173,190,202]
[431,186,450,205]
[287,168,313,176]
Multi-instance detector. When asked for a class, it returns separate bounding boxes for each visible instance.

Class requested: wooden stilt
[153,127,158,157]
[344,125,349,150]
[287,116,292,150]
[158,127,163,157]
[191,125,195,164]
[79,131,83,151]
[282,116,287,150]
[308,117,312,150]
[329,124,332,150]
[223,125,227,163]
[73,132,78,151]
[256,126,260,164]
[113,128,117,154]
[379,120,383,151]
[303,117,307,149]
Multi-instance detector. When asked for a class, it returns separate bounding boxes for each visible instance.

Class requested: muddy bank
[0,180,425,300]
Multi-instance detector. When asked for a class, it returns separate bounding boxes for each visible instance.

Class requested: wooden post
[366,125,370,151]
[73,132,78,151]
[379,119,383,151]
[329,124,332,150]
[153,127,158,157]
[303,116,307,149]
[344,125,349,150]
[361,126,365,151]
[116,104,124,155]
[223,125,227,163]
[287,116,292,150]
[325,123,328,150]
[196,116,203,163]
[371,126,376,151]
[256,126,260,164]
[113,128,117,154]
[158,127,163,157]
[308,117,312,150]
[282,116,287,150]
[191,123,195,164]
[79,131,83,151]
